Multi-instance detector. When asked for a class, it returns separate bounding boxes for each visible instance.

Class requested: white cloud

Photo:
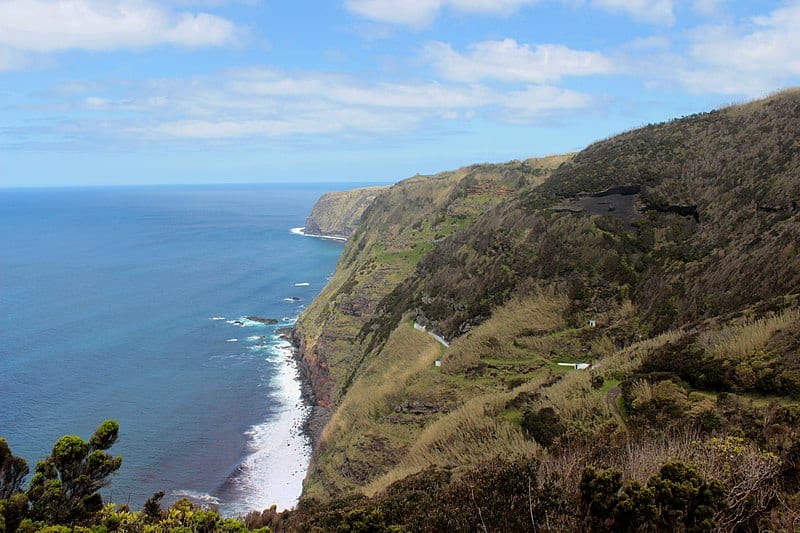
[425,39,614,83]
[35,66,597,143]
[346,0,679,27]
[344,0,537,28]
[692,0,724,16]
[678,2,800,95]
[501,85,595,122]
[589,0,674,25]
[0,47,31,71]
[228,70,494,109]
[83,95,169,110]
[345,0,442,28]
[0,0,239,53]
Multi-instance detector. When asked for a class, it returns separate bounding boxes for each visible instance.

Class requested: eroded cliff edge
[303,186,388,239]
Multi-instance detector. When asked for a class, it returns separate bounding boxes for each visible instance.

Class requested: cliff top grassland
[290,90,800,531]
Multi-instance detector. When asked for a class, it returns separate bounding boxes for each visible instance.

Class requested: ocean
[0,184,347,515]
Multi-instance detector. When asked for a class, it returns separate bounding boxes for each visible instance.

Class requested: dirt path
[606,386,622,418]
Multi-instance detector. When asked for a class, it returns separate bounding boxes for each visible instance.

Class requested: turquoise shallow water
[0,184,346,513]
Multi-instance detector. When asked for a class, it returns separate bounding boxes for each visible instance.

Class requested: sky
[1,0,800,187]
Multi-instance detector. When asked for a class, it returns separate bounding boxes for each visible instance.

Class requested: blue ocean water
[0,184,346,514]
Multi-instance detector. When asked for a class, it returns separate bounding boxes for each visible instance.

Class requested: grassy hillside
[293,156,569,494]
[291,91,800,530]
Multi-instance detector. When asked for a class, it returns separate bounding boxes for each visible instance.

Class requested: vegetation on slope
[292,90,800,530]
[293,156,570,458]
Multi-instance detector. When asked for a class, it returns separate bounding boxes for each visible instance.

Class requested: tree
[648,461,726,532]
[521,407,566,447]
[0,438,28,500]
[27,420,122,524]
[1,438,30,531]
[581,461,726,532]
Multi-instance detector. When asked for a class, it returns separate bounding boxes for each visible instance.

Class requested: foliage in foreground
[8,422,795,532]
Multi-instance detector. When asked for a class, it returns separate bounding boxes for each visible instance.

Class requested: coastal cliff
[303,186,388,239]
[289,91,800,529]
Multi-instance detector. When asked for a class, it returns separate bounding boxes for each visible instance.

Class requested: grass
[321,322,441,444]
[442,292,569,373]
[706,308,800,360]
[365,380,545,496]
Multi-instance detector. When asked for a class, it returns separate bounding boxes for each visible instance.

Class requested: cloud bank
[0,0,239,54]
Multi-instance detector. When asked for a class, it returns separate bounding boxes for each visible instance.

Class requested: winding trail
[413,322,450,348]
[606,386,624,425]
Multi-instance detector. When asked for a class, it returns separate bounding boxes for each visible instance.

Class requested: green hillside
[290,90,800,531]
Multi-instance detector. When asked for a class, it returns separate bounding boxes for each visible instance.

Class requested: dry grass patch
[322,322,440,445]
[365,377,549,495]
[705,308,800,360]
[443,292,569,373]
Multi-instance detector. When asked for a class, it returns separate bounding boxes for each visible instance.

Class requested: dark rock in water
[244,316,279,324]
[276,327,293,340]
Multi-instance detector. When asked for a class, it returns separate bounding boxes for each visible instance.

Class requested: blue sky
[2,0,799,186]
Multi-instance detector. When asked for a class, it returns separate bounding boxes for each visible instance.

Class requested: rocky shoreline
[288,329,331,453]
[276,325,330,467]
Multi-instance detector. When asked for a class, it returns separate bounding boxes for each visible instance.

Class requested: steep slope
[303,186,389,238]
[292,91,800,528]
[292,156,570,496]
[380,89,800,343]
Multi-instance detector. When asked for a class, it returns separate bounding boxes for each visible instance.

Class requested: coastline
[217,327,312,516]
[287,227,341,449]
[288,328,331,454]
[290,227,348,242]
[219,226,348,514]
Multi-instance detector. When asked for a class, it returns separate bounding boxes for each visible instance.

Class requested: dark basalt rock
[589,184,642,197]
[245,316,279,324]
[643,202,700,222]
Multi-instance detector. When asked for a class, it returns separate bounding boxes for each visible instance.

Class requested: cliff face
[292,91,800,513]
[291,156,572,496]
[303,186,388,238]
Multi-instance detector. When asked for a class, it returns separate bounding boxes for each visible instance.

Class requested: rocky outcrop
[244,316,278,324]
[304,186,388,238]
[291,329,334,448]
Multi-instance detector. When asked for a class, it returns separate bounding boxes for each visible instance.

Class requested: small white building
[557,362,592,370]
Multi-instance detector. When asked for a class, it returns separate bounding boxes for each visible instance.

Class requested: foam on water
[290,227,347,242]
[225,317,271,328]
[218,336,311,515]
[172,490,222,506]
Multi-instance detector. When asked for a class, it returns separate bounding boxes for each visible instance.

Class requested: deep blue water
[0,184,346,513]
